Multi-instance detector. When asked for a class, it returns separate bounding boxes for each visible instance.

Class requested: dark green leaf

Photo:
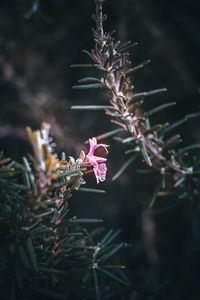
[104,265,126,269]
[58,168,85,177]
[112,153,139,181]
[117,97,126,110]
[98,243,124,262]
[138,140,152,166]
[162,135,181,152]
[159,118,187,135]
[31,225,50,234]
[78,77,101,83]
[98,267,129,286]
[126,59,151,75]
[118,42,138,53]
[82,49,96,61]
[26,237,37,272]
[100,230,114,247]
[18,245,30,268]
[102,229,122,248]
[34,208,54,219]
[89,128,124,142]
[144,102,176,118]
[149,182,162,208]
[115,62,131,72]
[72,83,105,89]
[117,40,132,51]
[78,188,106,194]
[71,64,97,68]
[38,267,69,275]
[93,269,99,298]
[69,218,103,223]
[129,88,167,103]
[71,105,113,110]
[122,137,136,144]
[144,124,162,135]
[178,144,200,154]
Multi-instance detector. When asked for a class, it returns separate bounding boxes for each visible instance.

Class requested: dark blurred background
[0,0,200,299]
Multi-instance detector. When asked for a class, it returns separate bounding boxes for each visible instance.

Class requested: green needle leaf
[102,229,122,248]
[122,137,136,144]
[178,144,200,154]
[26,237,37,272]
[71,64,97,68]
[118,42,138,53]
[58,168,85,177]
[38,267,69,275]
[18,245,30,268]
[98,243,124,262]
[71,105,114,110]
[162,135,181,151]
[160,112,200,136]
[117,40,133,51]
[98,267,129,286]
[159,118,187,135]
[144,102,176,117]
[86,128,124,143]
[149,182,162,208]
[69,218,103,223]
[126,59,151,75]
[100,230,114,247]
[129,88,167,103]
[144,124,162,135]
[93,269,99,298]
[112,153,139,181]
[78,188,106,193]
[72,83,105,89]
[138,140,152,167]
[78,77,101,83]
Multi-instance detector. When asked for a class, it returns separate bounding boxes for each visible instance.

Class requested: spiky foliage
[71,0,200,207]
[0,123,128,300]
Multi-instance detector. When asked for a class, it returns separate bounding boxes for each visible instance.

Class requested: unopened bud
[79,150,85,161]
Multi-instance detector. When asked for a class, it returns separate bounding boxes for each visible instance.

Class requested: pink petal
[93,163,107,184]
[88,137,97,156]
[93,143,109,154]
[86,156,98,167]
[92,155,107,163]
[86,137,109,184]
[88,137,109,156]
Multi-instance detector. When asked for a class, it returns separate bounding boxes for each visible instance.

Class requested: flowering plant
[0,123,128,299]
[1,0,199,299]
[72,0,200,208]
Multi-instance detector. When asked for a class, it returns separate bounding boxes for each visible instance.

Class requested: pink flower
[86,137,109,184]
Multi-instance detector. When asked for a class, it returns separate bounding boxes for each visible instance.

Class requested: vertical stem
[95,0,105,49]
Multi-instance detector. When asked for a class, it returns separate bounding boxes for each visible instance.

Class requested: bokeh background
[0,0,200,299]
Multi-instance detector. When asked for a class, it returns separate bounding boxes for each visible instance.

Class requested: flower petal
[92,155,107,163]
[86,137,109,184]
[88,137,109,156]
[93,143,109,154]
[88,137,97,156]
[93,163,107,184]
